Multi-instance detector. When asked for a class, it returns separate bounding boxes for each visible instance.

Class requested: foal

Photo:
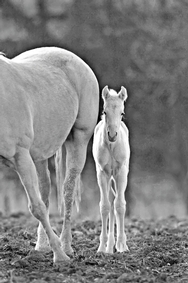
[93,86,130,253]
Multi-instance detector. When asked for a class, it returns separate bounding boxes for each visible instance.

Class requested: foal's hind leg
[15,147,69,264]
[60,130,89,255]
[35,160,51,252]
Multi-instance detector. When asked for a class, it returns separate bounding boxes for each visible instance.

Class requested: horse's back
[13,47,99,131]
[13,47,98,94]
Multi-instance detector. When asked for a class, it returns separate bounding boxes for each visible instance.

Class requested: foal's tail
[55,146,81,216]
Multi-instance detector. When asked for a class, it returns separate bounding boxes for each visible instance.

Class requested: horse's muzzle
[108,132,117,142]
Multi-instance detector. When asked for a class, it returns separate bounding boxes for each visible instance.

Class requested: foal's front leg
[106,183,115,253]
[97,168,110,253]
[114,166,129,252]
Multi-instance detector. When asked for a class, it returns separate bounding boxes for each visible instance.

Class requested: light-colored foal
[93,86,130,253]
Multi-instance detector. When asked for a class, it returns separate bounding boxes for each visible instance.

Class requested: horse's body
[0,47,99,265]
[93,86,130,253]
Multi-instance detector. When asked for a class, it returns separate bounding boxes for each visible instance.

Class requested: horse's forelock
[109,89,118,97]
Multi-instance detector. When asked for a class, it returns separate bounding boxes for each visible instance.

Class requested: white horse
[92,86,130,253]
[0,47,99,266]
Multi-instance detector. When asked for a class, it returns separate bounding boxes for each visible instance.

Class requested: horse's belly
[30,135,66,161]
[30,114,76,161]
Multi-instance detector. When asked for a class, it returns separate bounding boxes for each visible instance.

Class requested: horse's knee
[114,199,126,215]
[99,200,110,217]
[29,199,47,220]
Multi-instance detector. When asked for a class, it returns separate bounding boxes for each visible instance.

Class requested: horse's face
[102,86,128,143]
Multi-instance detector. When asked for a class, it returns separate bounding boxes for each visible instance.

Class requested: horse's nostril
[108,132,117,142]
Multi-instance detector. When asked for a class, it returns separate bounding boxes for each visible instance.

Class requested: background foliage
[0,0,188,218]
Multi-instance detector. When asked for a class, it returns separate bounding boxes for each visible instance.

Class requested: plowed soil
[0,214,188,282]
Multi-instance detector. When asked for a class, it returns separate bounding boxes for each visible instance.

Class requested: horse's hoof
[97,246,107,253]
[53,251,70,265]
[63,246,74,256]
[106,247,114,254]
[116,242,129,253]
[53,257,71,271]
[35,244,51,253]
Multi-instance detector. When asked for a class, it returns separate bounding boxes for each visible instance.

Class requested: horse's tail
[74,174,82,212]
[55,146,64,215]
[55,146,82,216]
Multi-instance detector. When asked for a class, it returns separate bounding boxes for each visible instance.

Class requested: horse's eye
[103,111,106,115]
[121,112,125,116]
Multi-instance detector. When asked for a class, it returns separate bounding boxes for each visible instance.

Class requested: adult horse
[93,86,130,254]
[0,47,99,266]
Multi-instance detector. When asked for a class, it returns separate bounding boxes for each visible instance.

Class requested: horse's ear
[119,86,128,101]
[102,85,109,100]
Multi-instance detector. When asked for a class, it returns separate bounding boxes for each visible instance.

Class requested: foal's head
[102,86,128,143]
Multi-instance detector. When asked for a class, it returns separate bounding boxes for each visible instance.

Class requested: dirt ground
[0,214,188,283]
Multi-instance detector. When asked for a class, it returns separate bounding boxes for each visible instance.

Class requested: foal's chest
[100,145,126,177]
